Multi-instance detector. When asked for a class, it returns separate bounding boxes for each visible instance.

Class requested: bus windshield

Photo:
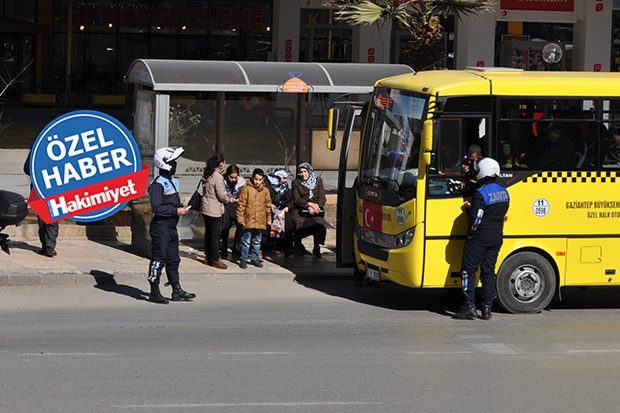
[360,87,428,194]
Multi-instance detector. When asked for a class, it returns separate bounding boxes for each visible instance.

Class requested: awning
[124,59,414,94]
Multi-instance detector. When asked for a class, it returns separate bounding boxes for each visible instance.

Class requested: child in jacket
[236,168,272,268]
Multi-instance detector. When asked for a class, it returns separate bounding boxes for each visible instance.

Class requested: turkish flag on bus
[362,200,382,232]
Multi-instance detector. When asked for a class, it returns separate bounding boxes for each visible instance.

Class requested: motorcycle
[0,190,28,254]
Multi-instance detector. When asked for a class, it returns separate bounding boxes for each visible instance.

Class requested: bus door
[328,104,365,267]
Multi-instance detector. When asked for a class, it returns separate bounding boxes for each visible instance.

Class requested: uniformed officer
[147,146,196,304]
[453,157,509,320]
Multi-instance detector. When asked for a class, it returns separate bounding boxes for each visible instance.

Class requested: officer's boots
[171,283,196,301]
[481,304,492,320]
[452,301,477,320]
[148,282,169,304]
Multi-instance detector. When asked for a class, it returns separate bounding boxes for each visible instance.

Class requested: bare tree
[0,60,34,135]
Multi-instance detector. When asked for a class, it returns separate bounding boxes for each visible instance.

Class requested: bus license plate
[366,267,380,282]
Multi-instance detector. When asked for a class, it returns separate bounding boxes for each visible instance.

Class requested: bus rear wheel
[496,252,556,314]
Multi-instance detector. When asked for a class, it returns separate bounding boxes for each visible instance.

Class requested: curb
[0,237,353,287]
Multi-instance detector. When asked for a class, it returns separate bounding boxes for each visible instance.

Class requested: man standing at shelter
[23,150,59,258]
[453,157,509,321]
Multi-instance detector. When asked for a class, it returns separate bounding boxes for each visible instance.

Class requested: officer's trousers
[148,219,180,285]
[460,235,502,306]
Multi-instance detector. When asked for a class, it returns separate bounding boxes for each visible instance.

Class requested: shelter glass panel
[168,94,218,164]
[223,92,298,170]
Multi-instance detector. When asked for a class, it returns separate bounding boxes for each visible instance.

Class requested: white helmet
[475,157,500,181]
[154,146,184,171]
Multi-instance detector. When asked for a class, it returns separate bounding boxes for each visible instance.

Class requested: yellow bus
[328,67,620,313]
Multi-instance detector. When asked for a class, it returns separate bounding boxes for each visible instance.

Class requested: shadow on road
[296,274,620,316]
[294,274,460,316]
[90,270,148,301]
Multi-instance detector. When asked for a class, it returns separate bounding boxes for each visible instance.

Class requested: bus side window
[433,119,462,174]
[602,124,620,169]
[497,120,535,169]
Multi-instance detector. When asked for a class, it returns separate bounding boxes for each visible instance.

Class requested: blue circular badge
[29,110,144,223]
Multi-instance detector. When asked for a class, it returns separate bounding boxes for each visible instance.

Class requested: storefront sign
[500,0,574,12]
[27,111,149,224]
[73,4,266,31]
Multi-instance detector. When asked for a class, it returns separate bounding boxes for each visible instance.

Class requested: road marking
[403,351,473,355]
[457,334,493,339]
[17,352,115,356]
[218,352,293,355]
[113,401,382,409]
[473,343,522,355]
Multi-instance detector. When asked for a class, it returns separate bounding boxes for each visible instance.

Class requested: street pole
[65,0,72,108]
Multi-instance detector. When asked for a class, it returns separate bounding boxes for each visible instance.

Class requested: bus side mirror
[422,152,432,166]
[423,120,433,151]
[326,108,339,151]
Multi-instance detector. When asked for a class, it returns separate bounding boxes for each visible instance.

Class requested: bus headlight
[393,229,415,248]
[356,226,414,249]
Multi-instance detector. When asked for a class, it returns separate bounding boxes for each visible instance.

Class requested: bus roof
[376,68,620,98]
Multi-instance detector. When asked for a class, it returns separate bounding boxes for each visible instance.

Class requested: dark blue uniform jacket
[468,182,510,238]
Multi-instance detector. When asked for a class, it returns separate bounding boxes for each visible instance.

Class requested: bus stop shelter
[124,59,414,166]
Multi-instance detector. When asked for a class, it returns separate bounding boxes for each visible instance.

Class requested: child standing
[236,169,272,269]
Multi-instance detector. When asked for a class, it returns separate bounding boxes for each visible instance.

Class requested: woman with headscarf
[264,168,295,256]
[291,162,327,257]
[201,152,234,269]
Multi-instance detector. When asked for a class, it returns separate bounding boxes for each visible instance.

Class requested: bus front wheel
[496,252,556,314]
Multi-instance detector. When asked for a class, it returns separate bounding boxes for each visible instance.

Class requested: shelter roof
[124,59,414,93]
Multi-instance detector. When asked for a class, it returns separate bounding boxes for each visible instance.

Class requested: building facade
[2,1,620,169]
[1,0,620,105]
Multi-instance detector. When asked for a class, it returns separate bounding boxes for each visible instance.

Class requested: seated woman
[264,168,295,256]
[291,162,327,258]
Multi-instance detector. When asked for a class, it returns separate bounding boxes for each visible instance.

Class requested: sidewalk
[0,148,352,286]
[0,236,352,287]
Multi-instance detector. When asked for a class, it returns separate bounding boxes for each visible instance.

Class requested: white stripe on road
[18,353,115,356]
[473,343,522,355]
[404,350,473,355]
[114,401,382,409]
[218,352,293,355]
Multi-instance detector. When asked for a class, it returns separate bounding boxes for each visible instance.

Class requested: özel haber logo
[28,110,150,223]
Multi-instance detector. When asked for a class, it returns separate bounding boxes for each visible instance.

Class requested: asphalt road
[1,278,620,413]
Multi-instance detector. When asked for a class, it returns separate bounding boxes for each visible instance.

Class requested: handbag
[270,209,286,238]
[222,202,238,230]
[188,180,202,212]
